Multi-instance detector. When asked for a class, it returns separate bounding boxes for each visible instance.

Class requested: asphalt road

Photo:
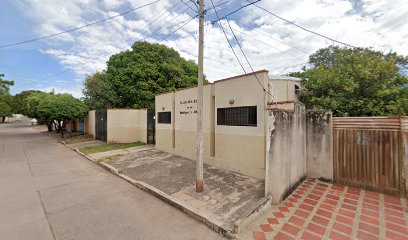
[0,122,225,240]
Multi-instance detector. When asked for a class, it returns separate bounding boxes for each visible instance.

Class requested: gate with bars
[95,109,107,142]
[147,109,155,144]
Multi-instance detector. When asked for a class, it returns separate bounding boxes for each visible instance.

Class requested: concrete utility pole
[196,0,205,193]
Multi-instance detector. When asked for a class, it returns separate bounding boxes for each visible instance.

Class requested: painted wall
[107,109,147,143]
[306,110,333,180]
[155,92,175,152]
[87,110,95,138]
[155,71,270,178]
[213,72,269,178]
[267,104,307,204]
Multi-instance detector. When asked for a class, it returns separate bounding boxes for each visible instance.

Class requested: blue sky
[1,0,407,98]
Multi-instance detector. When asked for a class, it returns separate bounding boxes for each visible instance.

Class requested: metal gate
[95,109,107,142]
[147,109,155,144]
[333,117,406,196]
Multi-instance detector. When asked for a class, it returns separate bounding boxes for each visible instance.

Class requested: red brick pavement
[245,179,408,240]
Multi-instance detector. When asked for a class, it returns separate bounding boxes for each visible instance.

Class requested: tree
[0,101,12,122]
[25,93,88,135]
[12,90,44,115]
[0,73,14,96]
[101,41,201,109]
[293,46,408,116]
[82,72,118,110]
[0,73,14,122]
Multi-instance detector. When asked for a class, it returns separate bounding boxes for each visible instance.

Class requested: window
[217,106,257,127]
[158,111,171,124]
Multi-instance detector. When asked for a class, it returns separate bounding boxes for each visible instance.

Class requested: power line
[36,1,190,81]
[14,6,195,83]
[210,0,261,25]
[0,0,162,49]
[224,16,274,98]
[230,27,308,62]
[181,0,198,13]
[250,2,357,48]
[210,0,273,98]
[209,1,246,73]
[240,25,311,55]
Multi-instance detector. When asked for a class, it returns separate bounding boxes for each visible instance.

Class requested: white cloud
[11,0,408,87]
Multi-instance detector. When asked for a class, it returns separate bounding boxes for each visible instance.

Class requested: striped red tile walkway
[239,179,408,240]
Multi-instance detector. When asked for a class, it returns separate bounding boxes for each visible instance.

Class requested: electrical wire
[33,1,189,82]
[210,0,274,98]
[209,0,261,25]
[209,2,246,74]
[250,1,357,48]
[14,6,196,83]
[239,24,311,55]
[230,27,307,62]
[0,0,162,49]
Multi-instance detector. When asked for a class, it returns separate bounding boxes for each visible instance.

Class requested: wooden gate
[147,109,155,144]
[95,109,107,142]
[333,117,406,196]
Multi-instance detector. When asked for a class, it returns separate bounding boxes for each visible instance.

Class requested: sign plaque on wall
[179,99,197,115]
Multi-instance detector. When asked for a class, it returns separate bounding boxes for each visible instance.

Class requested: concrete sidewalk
[101,148,271,236]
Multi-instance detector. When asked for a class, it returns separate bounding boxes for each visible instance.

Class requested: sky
[1,0,407,98]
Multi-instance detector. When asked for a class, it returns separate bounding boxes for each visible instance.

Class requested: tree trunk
[1,117,5,123]
[58,121,64,138]
[46,121,52,132]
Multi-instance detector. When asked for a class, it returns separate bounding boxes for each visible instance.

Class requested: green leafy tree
[0,73,14,96]
[103,41,201,109]
[293,46,408,116]
[25,93,88,135]
[0,101,12,122]
[82,72,118,110]
[0,73,14,122]
[12,90,43,115]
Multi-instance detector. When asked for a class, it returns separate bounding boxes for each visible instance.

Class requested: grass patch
[79,141,145,155]
[63,134,94,144]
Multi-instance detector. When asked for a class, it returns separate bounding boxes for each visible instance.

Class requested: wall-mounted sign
[179,99,197,115]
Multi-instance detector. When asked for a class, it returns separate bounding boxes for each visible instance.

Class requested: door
[95,110,107,142]
[147,109,155,144]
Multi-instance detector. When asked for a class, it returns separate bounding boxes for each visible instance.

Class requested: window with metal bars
[217,106,257,127]
[158,111,171,124]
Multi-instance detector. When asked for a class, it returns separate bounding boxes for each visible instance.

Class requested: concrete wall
[87,110,95,138]
[155,71,270,178]
[267,104,307,204]
[107,109,147,143]
[306,110,333,180]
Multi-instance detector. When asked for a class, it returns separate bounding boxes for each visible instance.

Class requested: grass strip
[79,141,145,154]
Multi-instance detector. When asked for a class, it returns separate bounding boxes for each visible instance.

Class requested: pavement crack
[37,190,57,240]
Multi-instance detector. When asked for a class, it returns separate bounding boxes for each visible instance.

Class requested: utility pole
[196,0,204,193]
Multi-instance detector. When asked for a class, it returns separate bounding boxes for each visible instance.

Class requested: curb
[59,139,270,238]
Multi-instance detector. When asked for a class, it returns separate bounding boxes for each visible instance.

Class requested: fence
[333,117,407,196]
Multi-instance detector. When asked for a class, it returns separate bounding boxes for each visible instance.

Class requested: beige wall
[213,72,269,178]
[155,71,270,178]
[87,110,95,138]
[155,92,175,152]
[107,109,147,143]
